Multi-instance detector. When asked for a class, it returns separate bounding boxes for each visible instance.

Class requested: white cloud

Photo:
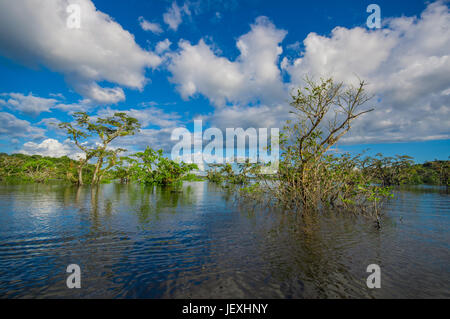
[171,2,449,144]
[138,16,163,34]
[207,104,290,130]
[96,106,181,128]
[285,27,396,86]
[163,1,191,31]
[155,39,172,55]
[53,99,94,113]
[94,107,185,153]
[19,138,84,159]
[37,118,63,131]
[0,112,45,139]
[0,93,58,115]
[168,16,287,106]
[0,0,162,104]
[0,92,94,114]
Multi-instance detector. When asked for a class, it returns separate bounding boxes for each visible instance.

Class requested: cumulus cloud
[96,106,181,128]
[91,106,184,154]
[168,16,287,106]
[53,99,94,113]
[19,138,84,159]
[0,0,161,104]
[0,93,58,115]
[283,1,450,143]
[0,112,45,140]
[0,92,94,115]
[138,16,163,34]
[168,2,449,144]
[206,104,290,130]
[284,27,396,86]
[155,39,172,55]
[163,1,191,31]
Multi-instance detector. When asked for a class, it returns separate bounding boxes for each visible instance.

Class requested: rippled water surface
[0,182,448,298]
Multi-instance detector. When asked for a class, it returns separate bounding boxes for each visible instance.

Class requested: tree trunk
[92,157,104,185]
[77,163,84,185]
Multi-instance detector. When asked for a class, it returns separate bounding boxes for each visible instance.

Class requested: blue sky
[0,0,448,163]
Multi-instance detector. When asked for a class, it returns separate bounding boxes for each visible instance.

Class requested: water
[0,182,448,298]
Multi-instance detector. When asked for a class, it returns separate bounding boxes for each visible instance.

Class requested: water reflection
[0,182,448,298]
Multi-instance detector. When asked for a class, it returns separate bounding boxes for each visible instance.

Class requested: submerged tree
[58,113,95,185]
[280,77,374,209]
[369,154,414,186]
[58,112,140,185]
[125,147,198,185]
[88,113,140,184]
[242,77,393,224]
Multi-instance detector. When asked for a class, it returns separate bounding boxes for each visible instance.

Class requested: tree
[113,156,137,184]
[206,163,225,184]
[240,77,394,224]
[128,147,198,185]
[370,154,414,186]
[89,113,140,184]
[58,112,95,185]
[58,112,141,185]
[431,158,450,188]
[280,77,374,209]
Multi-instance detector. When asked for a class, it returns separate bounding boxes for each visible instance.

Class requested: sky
[0,0,448,164]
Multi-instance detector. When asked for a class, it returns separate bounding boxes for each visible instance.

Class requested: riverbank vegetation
[0,151,199,185]
[0,112,198,185]
[0,153,93,183]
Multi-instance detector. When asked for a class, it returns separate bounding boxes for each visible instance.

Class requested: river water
[0,182,448,298]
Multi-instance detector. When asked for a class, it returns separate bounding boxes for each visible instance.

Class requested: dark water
[0,182,448,298]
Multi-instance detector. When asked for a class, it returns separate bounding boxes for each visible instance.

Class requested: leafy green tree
[278,77,374,210]
[240,77,395,223]
[430,159,450,188]
[58,113,96,185]
[58,112,140,185]
[113,156,137,184]
[370,154,414,186]
[89,113,140,184]
[128,147,198,185]
[206,163,225,184]
[0,153,87,183]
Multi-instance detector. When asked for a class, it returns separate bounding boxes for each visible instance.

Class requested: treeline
[205,157,450,187]
[368,154,449,187]
[202,78,449,226]
[0,111,199,185]
[0,151,199,185]
[1,152,447,187]
[0,153,94,183]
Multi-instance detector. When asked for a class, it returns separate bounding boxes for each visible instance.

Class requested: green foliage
[410,160,449,187]
[58,111,140,185]
[206,160,262,185]
[366,154,449,187]
[239,77,394,221]
[206,168,224,184]
[0,153,94,183]
[113,147,199,186]
[0,147,200,187]
[369,154,414,186]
